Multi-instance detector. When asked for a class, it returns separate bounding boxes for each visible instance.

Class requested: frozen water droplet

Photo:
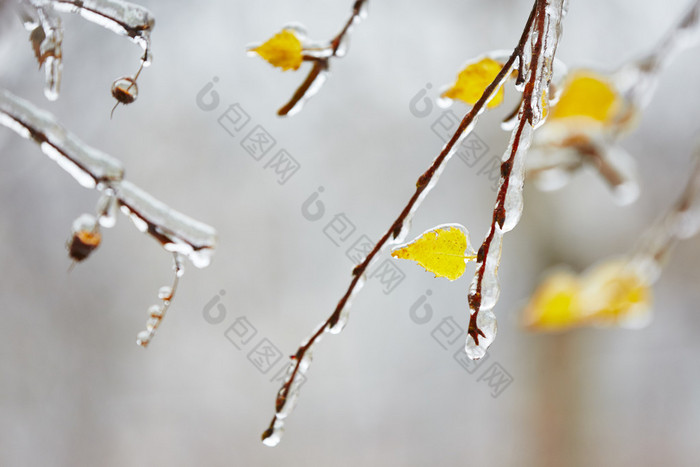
[327,308,349,335]
[111,77,138,105]
[148,304,163,319]
[97,193,118,228]
[262,427,283,447]
[44,56,61,101]
[136,331,150,347]
[158,286,173,300]
[146,316,159,331]
[465,309,497,360]
[436,95,453,109]
[72,213,98,233]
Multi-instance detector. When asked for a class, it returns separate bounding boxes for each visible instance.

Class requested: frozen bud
[111,77,139,105]
[67,214,101,262]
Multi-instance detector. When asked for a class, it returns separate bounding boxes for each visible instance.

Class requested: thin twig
[263,0,542,445]
[277,0,368,116]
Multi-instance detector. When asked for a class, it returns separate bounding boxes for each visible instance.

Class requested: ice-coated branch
[18,0,154,102]
[0,89,217,346]
[631,148,700,282]
[275,0,368,116]
[466,0,567,359]
[619,0,700,108]
[261,0,551,446]
[525,1,699,207]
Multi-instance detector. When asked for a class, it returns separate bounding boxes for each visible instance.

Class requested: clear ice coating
[135,254,184,347]
[500,121,534,233]
[631,151,700,282]
[614,0,700,109]
[22,0,155,100]
[392,60,519,246]
[0,89,217,268]
[0,89,125,187]
[111,77,139,104]
[36,10,63,101]
[96,192,118,227]
[35,0,154,52]
[464,0,568,361]
[263,275,369,445]
[72,213,98,233]
[115,181,217,268]
[465,309,497,360]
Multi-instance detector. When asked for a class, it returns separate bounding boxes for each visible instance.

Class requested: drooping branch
[261,0,560,446]
[0,89,217,346]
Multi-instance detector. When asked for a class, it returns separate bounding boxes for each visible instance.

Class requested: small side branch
[277,0,368,116]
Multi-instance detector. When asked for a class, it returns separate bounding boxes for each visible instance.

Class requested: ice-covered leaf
[442,58,507,108]
[391,224,475,281]
[253,30,303,71]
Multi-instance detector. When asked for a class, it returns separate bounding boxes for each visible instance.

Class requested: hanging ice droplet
[111,77,138,105]
[465,309,498,360]
[136,330,150,347]
[261,425,283,447]
[146,316,159,331]
[158,286,173,300]
[96,192,118,228]
[148,305,163,319]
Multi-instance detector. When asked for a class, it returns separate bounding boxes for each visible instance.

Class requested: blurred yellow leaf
[391,225,475,281]
[550,70,621,124]
[253,30,303,71]
[442,58,506,108]
[523,259,652,332]
[522,270,585,331]
[579,260,652,327]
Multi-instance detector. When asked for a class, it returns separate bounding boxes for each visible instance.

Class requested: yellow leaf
[579,260,652,328]
[550,70,621,124]
[442,58,506,109]
[522,270,586,331]
[391,225,475,281]
[523,259,653,332]
[253,30,303,71]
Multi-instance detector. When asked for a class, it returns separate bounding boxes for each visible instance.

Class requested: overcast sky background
[1,1,700,466]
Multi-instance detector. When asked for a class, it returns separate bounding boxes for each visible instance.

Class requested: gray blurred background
[1,0,699,466]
